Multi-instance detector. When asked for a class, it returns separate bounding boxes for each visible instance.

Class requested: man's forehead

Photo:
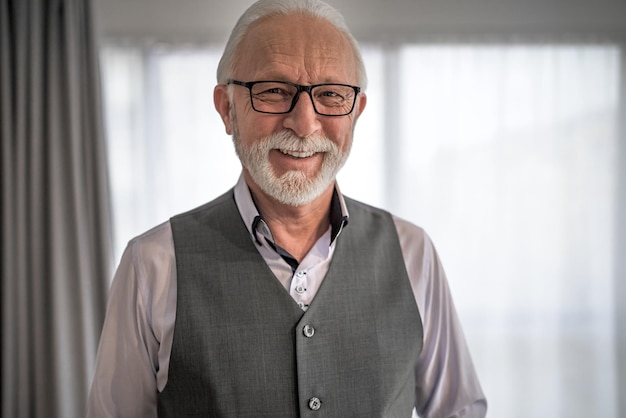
[235,13,356,81]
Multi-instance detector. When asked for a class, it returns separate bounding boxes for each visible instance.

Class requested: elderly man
[88,0,487,416]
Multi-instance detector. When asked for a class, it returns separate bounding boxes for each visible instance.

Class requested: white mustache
[263,131,337,155]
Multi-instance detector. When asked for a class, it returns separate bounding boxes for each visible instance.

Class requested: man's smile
[278,149,318,158]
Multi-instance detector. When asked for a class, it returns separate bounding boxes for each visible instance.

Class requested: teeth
[280,149,316,158]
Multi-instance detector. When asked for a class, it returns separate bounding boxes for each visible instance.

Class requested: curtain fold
[1,0,112,417]
[616,45,626,418]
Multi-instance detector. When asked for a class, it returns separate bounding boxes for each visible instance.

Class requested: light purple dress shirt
[87,175,487,417]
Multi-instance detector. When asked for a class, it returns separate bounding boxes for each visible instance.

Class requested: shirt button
[295,285,306,294]
[308,397,322,411]
[303,324,315,338]
[298,302,305,309]
[296,271,305,278]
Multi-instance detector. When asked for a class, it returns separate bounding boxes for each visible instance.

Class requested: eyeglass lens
[249,82,357,116]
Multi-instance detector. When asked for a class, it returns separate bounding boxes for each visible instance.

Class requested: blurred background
[2,0,625,416]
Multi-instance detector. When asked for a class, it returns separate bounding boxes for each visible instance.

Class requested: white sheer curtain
[392,44,620,417]
[101,45,239,257]
[100,41,622,417]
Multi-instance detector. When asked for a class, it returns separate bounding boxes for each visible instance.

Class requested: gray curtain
[1,0,112,417]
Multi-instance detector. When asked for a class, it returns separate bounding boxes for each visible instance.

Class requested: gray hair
[216,0,367,89]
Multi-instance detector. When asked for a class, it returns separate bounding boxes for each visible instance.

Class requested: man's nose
[282,92,322,138]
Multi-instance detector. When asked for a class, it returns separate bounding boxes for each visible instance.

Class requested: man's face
[215,13,366,206]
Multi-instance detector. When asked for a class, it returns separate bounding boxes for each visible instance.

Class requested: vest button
[303,324,315,338]
[308,397,322,410]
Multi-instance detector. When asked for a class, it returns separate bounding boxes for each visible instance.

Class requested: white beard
[233,129,350,207]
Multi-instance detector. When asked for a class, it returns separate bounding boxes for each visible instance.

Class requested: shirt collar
[233,173,349,247]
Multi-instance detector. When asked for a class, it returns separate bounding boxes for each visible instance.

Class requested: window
[101,42,621,417]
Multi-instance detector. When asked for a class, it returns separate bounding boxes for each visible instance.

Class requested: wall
[93,0,626,42]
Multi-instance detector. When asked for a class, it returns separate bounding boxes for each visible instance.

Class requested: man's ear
[355,92,367,119]
[214,84,233,134]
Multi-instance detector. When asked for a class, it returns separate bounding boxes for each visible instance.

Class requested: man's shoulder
[170,189,235,222]
[122,220,175,270]
[343,195,392,219]
[343,196,422,230]
[343,196,430,246]
[125,189,236,253]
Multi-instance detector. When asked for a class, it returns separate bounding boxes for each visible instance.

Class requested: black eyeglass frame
[227,79,361,117]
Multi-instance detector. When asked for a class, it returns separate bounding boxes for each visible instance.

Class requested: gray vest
[158,190,423,417]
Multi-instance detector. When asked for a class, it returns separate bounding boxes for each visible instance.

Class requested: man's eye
[316,89,349,104]
[255,87,292,100]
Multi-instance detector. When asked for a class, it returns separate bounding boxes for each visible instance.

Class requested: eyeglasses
[227,80,361,117]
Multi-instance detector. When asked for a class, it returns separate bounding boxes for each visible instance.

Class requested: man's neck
[245,176,334,263]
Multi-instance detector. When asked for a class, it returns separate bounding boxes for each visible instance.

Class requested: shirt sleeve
[87,222,174,418]
[394,216,487,418]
